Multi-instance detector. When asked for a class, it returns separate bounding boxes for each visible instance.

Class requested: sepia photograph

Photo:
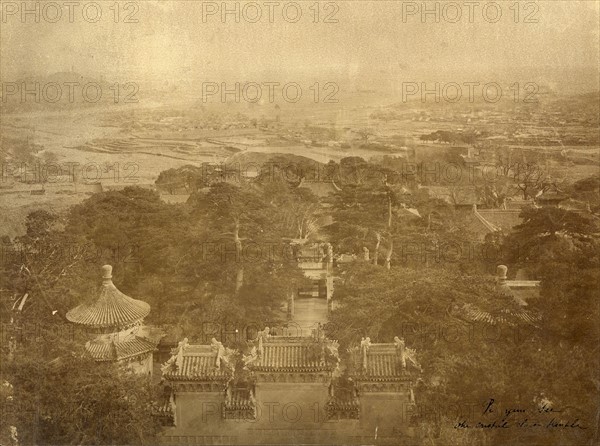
[0,1,599,445]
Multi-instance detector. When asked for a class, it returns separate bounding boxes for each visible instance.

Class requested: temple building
[158,329,420,445]
[66,265,161,375]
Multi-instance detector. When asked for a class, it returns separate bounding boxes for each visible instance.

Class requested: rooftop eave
[251,365,336,373]
[351,373,416,382]
[163,373,233,382]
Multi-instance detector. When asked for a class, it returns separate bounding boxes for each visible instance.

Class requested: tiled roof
[66,266,150,329]
[162,341,234,381]
[350,340,420,381]
[86,335,157,361]
[245,335,339,372]
[177,354,229,379]
[252,338,337,372]
[351,344,403,379]
[365,350,401,377]
[225,388,255,411]
[461,303,541,325]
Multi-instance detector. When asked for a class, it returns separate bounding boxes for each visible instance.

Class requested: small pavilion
[66,265,161,375]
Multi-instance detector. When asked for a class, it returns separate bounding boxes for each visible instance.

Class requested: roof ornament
[257,327,270,356]
[325,340,340,365]
[102,264,113,281]
[404,346,421,372]
[360,337,371,372]
[394,336,407,368]
[211,338,226,368]
[496,265,508,283]
[496,265,514,298]
[160,337,189,374]
[175,337,189,369]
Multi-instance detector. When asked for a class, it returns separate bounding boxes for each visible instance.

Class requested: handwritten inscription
[454,399,587,431]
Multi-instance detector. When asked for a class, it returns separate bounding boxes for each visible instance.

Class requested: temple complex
[66,265,161,375]
[158,329,420,444]
[157,243,421,444]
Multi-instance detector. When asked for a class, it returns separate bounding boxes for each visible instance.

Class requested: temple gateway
[158,330,421,445]
[153,243,421,443]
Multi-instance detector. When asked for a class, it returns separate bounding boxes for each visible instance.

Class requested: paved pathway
[292,297,328,337]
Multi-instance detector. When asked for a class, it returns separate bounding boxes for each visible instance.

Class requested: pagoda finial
[102,265,113,282]
[496,265,508,282]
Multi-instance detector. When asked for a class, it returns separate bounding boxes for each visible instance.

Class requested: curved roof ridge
[66,265,150,329]
[85,335,158,361]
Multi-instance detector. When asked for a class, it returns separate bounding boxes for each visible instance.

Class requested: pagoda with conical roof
[67,265,161,375]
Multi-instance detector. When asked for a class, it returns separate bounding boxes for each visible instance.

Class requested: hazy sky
[1,1,599,91]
